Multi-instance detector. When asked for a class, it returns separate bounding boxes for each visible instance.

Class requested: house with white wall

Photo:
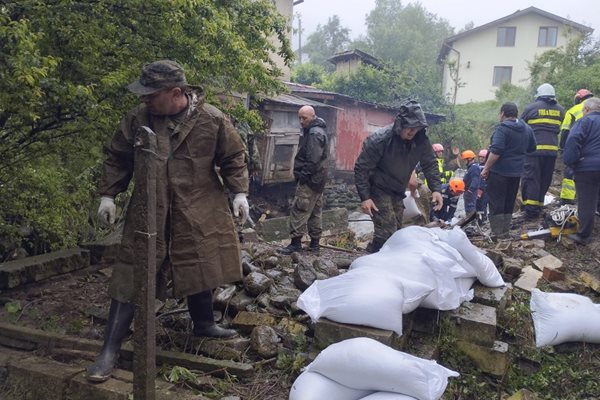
[438,7,592,105]
[270,0,305,80]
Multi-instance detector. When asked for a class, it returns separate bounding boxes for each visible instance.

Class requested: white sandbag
[306,337,459,400]
[381,227,464,266]
[403,191,421,219]
[360,392,417,400]
[351,250,469,310]
[297,268,426,334]
[530,289,600,347]
[289,370,373,400]
[444,227,504,287]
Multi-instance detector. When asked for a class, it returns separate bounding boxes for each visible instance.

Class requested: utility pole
[296,12,303,64]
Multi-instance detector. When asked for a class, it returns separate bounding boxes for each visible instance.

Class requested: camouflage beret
[127,60,187,95]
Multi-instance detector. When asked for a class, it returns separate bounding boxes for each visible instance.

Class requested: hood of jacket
[307,116,327,130]
[500,118,529,132]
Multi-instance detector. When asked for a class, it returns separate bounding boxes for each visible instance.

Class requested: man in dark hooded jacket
[279,105,329,254]
[481,102,537,239]
[520,83,564,219]
[354,100,443,253]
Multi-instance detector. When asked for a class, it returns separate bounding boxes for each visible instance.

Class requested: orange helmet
[432,143,444,152]
[478,149,488,158]
[575,89,593,101]
[449,178,465,194]
[461,150,476,160]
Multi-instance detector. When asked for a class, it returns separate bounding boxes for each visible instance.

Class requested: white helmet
[535,83,555,98]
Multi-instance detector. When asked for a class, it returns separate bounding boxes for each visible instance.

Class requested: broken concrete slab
[2,354,83,400]
[0,249,90,290]
[532,254,563,272]
[455,340,510,377]
[514,266,543,292]
[314,318,402,350]
[447,302,497,347]
[473,283,512,312]
[256,208,348,242]
[232,311,277,333]
[277,317,307,336]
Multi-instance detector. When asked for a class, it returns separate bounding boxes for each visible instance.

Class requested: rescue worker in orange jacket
[520,83,564,219]
[559,89,594,204]
[430,178,465,223]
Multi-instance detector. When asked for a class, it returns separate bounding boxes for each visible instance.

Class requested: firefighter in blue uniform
[520,83,564,219]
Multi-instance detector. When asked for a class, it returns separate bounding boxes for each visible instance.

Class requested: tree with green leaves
[0,0,292,258]
[364,0,453,67]
[529,35,600,107]
[301,15,350,70]
[291,62,327,86]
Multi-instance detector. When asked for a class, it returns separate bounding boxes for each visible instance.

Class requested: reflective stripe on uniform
[536,144,559,151]
[560,178,576,200]
[523,199,544,206]
[527,118,562,125]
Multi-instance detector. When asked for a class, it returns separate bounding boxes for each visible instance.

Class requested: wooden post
[132,126,158,400]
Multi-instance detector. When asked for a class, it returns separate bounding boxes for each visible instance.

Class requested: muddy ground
[1,198,599,399]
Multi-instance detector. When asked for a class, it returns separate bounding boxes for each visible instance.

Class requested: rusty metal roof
[261,92,339,109]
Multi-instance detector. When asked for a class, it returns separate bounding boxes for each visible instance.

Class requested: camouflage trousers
[369,188,405,252]
[289,183,323,239]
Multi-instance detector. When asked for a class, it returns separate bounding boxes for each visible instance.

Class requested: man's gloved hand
[98,196,116,225]
[232,193,250,225]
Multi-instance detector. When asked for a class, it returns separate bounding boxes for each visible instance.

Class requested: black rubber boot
[86,299,134,382]
[308,237,320,252]
[277,236,303,255]
[188,290,237,338]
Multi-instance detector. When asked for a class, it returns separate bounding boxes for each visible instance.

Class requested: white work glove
[232,193,249,225]
[98,196,116,225]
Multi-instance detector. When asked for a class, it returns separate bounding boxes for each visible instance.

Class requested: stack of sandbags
[289,338,458,400]
[297,226,504,334]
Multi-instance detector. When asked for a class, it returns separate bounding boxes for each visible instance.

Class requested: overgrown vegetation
[0,0,292,260]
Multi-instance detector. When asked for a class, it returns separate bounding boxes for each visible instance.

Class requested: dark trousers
[370,188,405,250]
[521,155,556,217]
[574,171,600,238]
[487,172,520,216]
[289,183,323,239]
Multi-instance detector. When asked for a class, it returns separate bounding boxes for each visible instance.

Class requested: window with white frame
[493,66,512,86]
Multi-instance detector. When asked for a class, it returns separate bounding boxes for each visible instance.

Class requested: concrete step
[313,315,412,351]
[0,249,90,290]
[455,339,510,377]
[0,348,208,400]
[446,302,497,347]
